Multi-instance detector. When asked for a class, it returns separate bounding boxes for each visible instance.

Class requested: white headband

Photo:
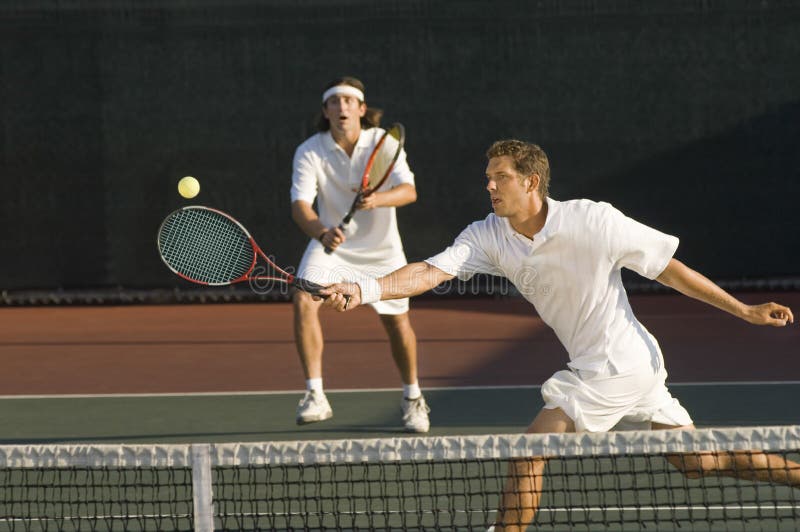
[321,85,365,104]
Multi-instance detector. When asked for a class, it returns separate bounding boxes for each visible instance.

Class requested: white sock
[403,383,421,400]
[306,378,323,393]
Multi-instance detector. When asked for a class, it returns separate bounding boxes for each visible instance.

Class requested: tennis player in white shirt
[320,139,798,530]
[289,76,429,433]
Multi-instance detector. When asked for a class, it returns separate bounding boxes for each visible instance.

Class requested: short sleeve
[386,147,415,188]
[290,148,318,204]
[602,203,679,279]
[425,221,503,281]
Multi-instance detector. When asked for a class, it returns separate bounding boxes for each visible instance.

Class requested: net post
[191,443,215,532]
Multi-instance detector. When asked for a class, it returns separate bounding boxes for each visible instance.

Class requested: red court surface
[0,292,798,396]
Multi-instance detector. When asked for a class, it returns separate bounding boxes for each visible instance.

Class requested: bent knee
[293,289,321,311]
[380,313,413,331]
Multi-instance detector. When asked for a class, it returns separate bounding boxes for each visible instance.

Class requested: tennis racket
[157,205,327,296]
[324,123,405,254]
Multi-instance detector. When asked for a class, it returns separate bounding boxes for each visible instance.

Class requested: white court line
[0,381,799,400]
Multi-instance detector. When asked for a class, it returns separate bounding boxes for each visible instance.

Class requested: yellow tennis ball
[178,176,200,199]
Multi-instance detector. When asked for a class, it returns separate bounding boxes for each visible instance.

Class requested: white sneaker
[295,390,333,425]
[401,395,430,433]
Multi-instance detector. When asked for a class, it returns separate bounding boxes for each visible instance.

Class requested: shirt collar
[500,196,561,241]
[321,131,338,152]
[356,128,372,149]
[540,197,560,237]
[322,129,370,153]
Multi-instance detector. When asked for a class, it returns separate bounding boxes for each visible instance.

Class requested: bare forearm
[291,201,327,240]
[371,184,417,208]
[656,259,746,318]
[378,262,453,300]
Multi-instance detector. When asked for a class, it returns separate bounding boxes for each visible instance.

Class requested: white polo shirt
[290,128,415,262]
[425,198,679,374]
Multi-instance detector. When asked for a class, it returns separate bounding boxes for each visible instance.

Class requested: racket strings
[167,212,250,283]
[158,209,254,284]
[366,126,402,190]
[189,211,253,282]
[205,213,252,281]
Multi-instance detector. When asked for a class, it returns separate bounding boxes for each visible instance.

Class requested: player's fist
[320,282,361,311]
[357,193,381,211]
[320,227,346,250]
[744,302,794,327]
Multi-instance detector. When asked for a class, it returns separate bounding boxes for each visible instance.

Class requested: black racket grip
[325,192,362,254]
[292,277,327,296]
[292,277,352,306]
[323,223,347,255]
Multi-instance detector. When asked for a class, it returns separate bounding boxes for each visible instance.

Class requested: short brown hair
[486,140,550,198]
[316,76,383,131]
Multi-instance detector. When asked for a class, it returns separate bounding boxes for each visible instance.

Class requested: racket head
[157,206,257,286]
[363,123,405,193]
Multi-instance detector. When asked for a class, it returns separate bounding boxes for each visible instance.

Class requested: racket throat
[341,192,363,224]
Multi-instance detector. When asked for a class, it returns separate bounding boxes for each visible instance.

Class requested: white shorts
[540,364,693,433]
[297,240,410,315]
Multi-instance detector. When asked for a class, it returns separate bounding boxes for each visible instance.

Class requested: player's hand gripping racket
[158,205,334,298]
[324,123,405,254]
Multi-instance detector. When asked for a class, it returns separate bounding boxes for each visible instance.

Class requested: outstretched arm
[320,261,455,311]
[656,258,793,326]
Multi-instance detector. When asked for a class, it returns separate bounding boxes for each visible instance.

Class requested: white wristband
[357,277,382,305]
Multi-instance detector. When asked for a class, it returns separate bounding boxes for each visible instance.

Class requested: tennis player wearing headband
[320,140,799,530]
[288,76,429,432]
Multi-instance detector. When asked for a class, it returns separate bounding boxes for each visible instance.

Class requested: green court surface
[0,383,797,531]
[0,382,797,444]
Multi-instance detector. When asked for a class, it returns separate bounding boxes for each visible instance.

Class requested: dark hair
[316,76,383,131]
[486,140,550,198]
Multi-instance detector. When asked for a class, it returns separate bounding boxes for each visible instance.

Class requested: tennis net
[1,426,798,531]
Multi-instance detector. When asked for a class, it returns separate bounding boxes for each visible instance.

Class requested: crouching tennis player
[319,139,798,531]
